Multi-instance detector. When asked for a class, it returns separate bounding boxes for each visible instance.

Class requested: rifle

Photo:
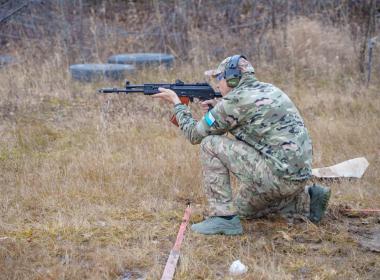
[98,80,222,126]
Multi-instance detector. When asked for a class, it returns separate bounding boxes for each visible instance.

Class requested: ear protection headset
[223,54,247,88]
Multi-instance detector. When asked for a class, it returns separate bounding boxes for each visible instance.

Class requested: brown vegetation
[0,1,379,279]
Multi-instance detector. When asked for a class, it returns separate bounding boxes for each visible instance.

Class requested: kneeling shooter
[153,55,331,235]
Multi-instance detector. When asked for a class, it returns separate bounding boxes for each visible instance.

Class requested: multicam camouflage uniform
[174,57,313,219]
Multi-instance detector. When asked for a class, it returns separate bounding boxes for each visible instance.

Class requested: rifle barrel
[98,88,144,93]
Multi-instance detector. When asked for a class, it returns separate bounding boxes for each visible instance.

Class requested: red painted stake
[161,205,192,280]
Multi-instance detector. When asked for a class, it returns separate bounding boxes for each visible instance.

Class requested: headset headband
[227,54,246,70]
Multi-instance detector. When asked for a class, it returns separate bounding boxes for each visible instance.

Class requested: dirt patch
[119,270,146,280]
[349,223,380,253]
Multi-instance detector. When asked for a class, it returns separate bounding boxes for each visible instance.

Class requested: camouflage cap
[204,56,255,77]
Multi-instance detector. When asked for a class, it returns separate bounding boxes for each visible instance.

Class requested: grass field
[1,19,380,279]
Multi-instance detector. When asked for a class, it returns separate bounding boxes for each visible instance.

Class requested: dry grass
[1,18,380,279]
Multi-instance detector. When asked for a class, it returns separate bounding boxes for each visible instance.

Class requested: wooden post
[283,0,289,48]
[367,37,376,87]
[359,0,376,76]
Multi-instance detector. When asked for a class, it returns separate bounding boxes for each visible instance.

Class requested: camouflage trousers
[200,135,310,219]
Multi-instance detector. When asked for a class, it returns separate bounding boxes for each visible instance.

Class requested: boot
[309,184,331,223]
[191,216,243,235]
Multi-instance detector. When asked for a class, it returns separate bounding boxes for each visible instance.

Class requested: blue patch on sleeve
[204,111,216,126]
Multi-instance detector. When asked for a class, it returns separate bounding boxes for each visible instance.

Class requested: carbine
[98,80,222,126]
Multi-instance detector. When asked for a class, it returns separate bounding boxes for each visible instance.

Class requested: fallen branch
[344,209,380,214]
[0,0,29,24]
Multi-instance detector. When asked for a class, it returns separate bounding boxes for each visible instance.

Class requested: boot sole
[191,226,243,235]
[222,228,243,235]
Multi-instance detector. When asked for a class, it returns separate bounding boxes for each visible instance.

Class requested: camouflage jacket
[174,74,312,180]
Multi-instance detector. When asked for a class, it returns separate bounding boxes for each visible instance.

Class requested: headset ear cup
[224,55,245,88]
[227,78,240,87]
